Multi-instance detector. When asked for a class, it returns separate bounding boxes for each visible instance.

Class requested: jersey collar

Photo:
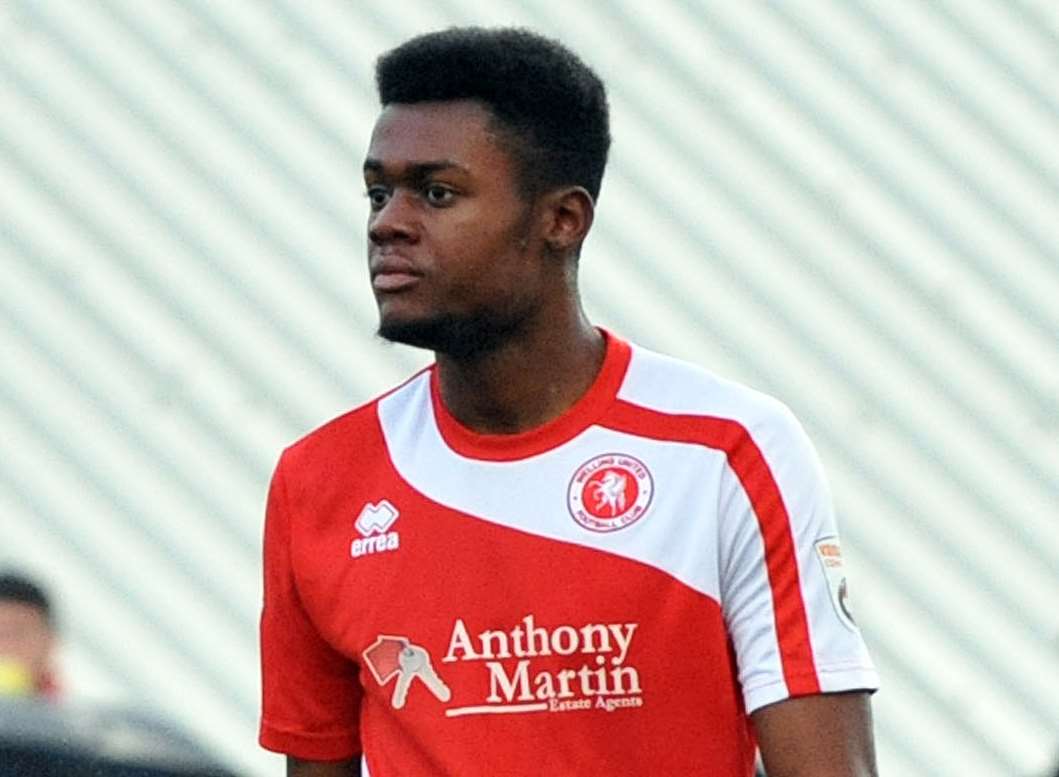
[428,330,632,461]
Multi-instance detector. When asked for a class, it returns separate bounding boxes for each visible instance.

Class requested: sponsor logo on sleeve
[814,537,858,631]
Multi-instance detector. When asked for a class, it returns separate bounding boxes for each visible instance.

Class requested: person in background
[0,572,59,700]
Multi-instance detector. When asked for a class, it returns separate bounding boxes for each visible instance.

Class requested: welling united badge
[568,453,654,533]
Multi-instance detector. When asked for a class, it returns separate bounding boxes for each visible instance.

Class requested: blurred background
[1,1,1057,775]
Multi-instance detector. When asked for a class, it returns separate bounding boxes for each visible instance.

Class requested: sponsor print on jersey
[567,453,654,533]
[352,500,401,558]
[814,537,857,631]
[365,615,645,718]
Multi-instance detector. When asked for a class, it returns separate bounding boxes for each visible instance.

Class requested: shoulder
[278,365,433,477]
[617,343,809,453]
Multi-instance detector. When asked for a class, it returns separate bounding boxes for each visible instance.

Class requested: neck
[435,308,605,435]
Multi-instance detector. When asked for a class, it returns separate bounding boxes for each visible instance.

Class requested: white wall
[2,2,1057,775]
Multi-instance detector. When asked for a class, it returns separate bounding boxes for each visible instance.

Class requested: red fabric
[259,454,364,760]
[259,404,755,775]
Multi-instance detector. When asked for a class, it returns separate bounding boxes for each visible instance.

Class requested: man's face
[0,601,53,687]
[363,100,547,357]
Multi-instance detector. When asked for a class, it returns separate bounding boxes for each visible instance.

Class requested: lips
[370,255,422,293]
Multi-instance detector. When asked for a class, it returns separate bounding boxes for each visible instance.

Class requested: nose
[368,190,418,245]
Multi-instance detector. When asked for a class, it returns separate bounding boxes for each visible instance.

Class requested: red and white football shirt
[259,332,877,776]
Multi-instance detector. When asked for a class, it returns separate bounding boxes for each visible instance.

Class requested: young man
[260,27,878,777]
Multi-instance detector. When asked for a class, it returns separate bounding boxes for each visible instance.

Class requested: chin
[377,315,447,352]
[377,311,525,359]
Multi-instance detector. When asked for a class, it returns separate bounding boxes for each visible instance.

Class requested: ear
[540,186,595,256]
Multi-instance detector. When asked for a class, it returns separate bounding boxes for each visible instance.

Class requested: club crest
[568,453,654,533]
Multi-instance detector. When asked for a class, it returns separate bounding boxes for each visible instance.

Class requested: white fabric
[378,369,729,603]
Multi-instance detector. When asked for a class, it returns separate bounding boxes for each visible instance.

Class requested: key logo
[363,635,452,709]
[352,500,400,558]
[568,454,654,533]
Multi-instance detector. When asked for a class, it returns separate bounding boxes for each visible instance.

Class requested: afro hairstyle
[375,27,611,202]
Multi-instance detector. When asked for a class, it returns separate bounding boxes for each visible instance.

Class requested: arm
[287,756,360,776]
[752,691,877,777]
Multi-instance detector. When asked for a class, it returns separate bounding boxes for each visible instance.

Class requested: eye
[423,184,455,206]
[365,185,390,211]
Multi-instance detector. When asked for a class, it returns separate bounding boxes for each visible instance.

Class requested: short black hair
[0,571,52,625]
[375,27,611,202]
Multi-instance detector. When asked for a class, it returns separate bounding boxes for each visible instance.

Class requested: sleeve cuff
[743,665,880,714]
[259,720,361,761]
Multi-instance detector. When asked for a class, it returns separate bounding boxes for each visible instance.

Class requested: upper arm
[287,756,360,777]
[752,691,877,777]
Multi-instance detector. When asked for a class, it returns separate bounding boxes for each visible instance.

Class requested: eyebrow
[362,158,470,180]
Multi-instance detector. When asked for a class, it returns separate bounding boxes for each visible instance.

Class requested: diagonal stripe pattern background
[1,2,1057,776]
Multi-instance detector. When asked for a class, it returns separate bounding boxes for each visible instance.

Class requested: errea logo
[352,500,400,558]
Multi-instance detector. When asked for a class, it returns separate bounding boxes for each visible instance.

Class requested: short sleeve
[259,454,363,760]
[717,405,878,714]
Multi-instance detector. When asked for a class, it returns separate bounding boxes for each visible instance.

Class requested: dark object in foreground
[0,697,237,776]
